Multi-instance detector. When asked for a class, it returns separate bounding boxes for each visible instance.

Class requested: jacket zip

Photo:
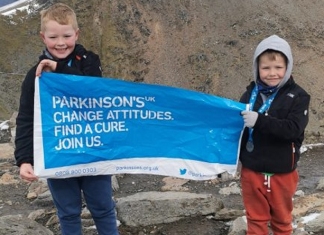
[291,142,295,169]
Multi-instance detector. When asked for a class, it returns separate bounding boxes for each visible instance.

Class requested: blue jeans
[47,175,119,235]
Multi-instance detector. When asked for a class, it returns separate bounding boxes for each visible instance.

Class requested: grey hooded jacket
[239,35,310,173]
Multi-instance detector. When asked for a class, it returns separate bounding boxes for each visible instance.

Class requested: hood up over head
[253,35,293,90]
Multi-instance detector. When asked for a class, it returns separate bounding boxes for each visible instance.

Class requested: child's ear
[75,28,80,40]
[40,31,46,43]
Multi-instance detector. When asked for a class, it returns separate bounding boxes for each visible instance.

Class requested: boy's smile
[40,20,79,60]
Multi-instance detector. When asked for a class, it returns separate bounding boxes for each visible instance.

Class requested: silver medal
[246,141,254,152]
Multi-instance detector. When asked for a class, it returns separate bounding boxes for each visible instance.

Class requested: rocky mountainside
[1,0,324,142]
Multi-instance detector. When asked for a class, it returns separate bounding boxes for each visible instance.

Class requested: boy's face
[40,20,79,60]
[258,53,287,87]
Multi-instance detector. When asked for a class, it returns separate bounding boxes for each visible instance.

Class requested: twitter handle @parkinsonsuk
[187,170,214,178]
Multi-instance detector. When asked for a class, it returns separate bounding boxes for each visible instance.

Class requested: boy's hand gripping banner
[34,72,246,180]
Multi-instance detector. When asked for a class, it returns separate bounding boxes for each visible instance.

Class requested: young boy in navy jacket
[15,3,119,235]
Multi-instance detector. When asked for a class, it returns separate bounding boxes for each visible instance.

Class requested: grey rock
[316,178,324,191]
[228,216,247,235]
[115,191,223,226]
[0,214,54,235]
[305,211,324,233]
[0,121,11,143]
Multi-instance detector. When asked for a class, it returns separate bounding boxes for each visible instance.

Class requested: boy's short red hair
[40,3,78,32]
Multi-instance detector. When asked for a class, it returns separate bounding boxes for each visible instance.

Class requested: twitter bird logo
[180,168,187,175]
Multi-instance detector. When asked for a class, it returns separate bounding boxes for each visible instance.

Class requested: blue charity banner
[34,72,247,180]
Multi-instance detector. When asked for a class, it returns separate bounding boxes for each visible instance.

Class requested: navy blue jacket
[239,77,310,173]
[15,44,102,166]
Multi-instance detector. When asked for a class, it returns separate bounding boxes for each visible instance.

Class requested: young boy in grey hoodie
[240,35,310,234]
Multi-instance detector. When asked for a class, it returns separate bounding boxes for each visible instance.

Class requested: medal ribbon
[247,85,278,147]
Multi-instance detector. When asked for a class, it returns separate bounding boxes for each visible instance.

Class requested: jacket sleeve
[14,68,36,166]
[240,82,254,104]
[240,92,250,104]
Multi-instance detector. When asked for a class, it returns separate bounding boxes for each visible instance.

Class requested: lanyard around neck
[246,85,278,149]
[248,85,278,113]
